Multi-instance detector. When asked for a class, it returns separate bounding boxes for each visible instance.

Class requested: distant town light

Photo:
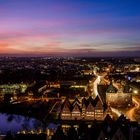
[106,68,110,72]
[135,67,140,72]
[128,76,131,81]
[133,90,138,94]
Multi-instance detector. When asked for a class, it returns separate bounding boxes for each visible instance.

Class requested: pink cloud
[78,44,91,48]
[0,40,20,53]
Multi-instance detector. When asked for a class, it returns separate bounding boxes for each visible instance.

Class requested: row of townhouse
[60,96,112,120]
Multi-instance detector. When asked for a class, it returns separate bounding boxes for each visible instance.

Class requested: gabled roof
[86,102,94,112]
[82,97,88,108]
[104,114,113,124]
[94,95,103,108]
[111,128,126,140]
[106,83,117,93]
[102,121,119,139]
[87,96,94,106]
[72,97,81,107]
[72,103,82,113]
[61,98,72,111]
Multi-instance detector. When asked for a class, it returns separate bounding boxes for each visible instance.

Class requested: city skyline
[0,0,140,57]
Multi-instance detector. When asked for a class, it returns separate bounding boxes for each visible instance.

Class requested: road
[108,96,140,121]
[125,96,140,121]
[92,69,140,122]
[91,68,107,104]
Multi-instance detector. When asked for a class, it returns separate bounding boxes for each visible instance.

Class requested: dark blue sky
[0,0,140,56]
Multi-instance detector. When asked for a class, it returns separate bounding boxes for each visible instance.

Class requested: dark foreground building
[3,133,47,140]
[51,115,140,140]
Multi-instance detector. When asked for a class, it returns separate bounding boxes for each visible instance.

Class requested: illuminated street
[0,0,140,139]
[110,95,140,122]
[125,96,140,121]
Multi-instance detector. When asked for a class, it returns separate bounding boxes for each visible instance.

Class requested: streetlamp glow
[133,90,138,94]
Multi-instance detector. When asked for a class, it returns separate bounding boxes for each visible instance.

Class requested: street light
[133,90,138,94]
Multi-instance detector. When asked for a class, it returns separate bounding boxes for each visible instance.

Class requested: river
[0,113,46,134]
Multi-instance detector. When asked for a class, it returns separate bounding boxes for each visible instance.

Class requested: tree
[4,94,12,104]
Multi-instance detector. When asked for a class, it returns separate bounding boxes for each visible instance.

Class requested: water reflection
[0,113,45,134]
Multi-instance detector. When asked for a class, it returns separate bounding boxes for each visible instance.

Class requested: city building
[106,82,132,107]
[60,96,112,120]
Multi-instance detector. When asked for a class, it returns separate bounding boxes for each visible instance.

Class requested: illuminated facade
[60,96,112,120]
[60,98,71,120]
[106,83,132,107]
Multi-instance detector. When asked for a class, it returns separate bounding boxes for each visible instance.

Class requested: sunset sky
[0,0,140,57]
